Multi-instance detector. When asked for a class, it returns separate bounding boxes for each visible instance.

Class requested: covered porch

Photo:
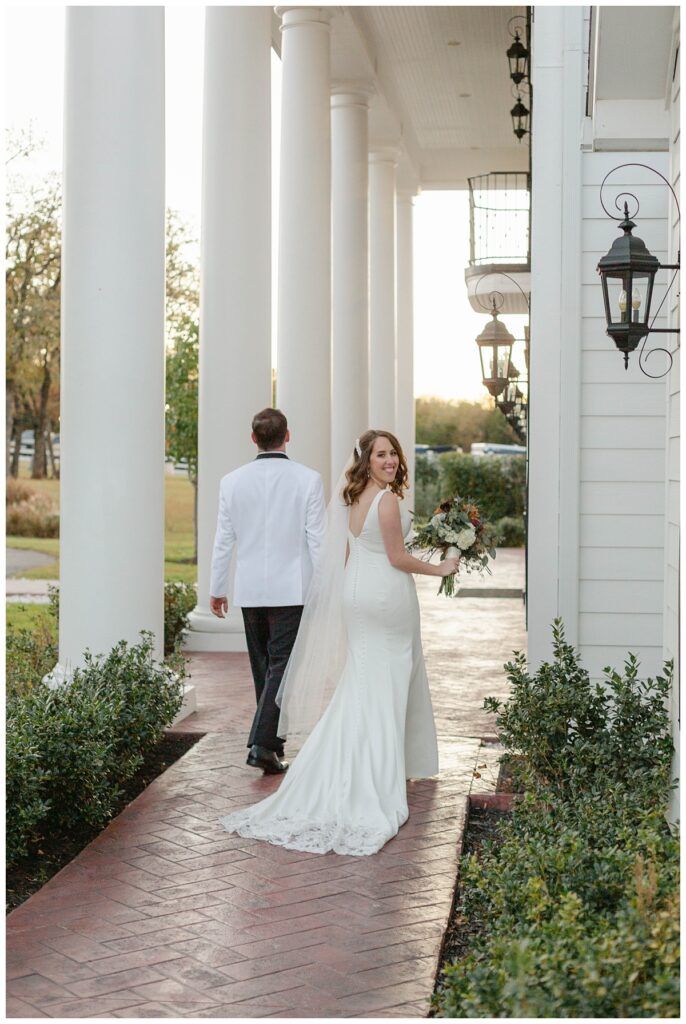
[55,4,528,675]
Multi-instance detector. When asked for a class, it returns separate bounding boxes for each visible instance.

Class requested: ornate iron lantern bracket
[597,163,680,378]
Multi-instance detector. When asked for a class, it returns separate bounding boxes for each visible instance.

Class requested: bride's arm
[378,492,458,578]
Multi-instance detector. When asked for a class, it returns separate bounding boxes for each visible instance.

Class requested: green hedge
[439,453,526,521]
[7,632,185,866]
[433,620,679,1018]
[414,454,526,541]
[491,515,526,547]
[413,453,442,519]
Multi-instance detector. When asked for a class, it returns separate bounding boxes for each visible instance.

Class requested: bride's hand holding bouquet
[411,495,497,597]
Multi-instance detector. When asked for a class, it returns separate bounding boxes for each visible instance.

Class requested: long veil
[275,459,352,747]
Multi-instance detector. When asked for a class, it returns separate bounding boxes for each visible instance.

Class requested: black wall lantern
[597,163,680,377]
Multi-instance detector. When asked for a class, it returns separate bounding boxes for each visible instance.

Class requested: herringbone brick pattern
[7,566,525,1018]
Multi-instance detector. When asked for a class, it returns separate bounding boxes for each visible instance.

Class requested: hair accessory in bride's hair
[354,438,361,458]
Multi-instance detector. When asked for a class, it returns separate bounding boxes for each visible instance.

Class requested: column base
[171,683,198,725]
[183,605,248,652]
[43,662,73,690]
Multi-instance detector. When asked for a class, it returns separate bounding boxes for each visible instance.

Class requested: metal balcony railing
[468,171,531,267]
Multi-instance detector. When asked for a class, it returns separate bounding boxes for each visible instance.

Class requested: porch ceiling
[273,5,530,191]
[594,6,676,101]
[342,5,530,189]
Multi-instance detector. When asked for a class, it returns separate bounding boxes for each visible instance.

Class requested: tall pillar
[396,187,417,505]
[187,6,272,651]
[56,7,165,679]
[529,7,584,667]
[369,148,399,431]
[276,7,332,492]
[331,87,371,476]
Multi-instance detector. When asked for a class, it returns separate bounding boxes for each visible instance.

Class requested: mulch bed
[6,730,202,914]
[434,805,510,977]
[430,754,519,1013]
[494,752,522,793]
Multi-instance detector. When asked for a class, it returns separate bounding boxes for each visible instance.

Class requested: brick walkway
[7,555,526,1018]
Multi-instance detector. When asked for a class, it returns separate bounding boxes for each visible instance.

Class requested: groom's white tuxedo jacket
[210,454,326,607]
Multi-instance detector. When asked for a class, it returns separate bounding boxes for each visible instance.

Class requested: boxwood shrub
[164,580,197,654]
[433,619,679,1018]
[6,632,185,866]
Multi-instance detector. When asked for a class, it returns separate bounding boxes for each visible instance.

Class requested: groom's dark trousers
[242,605,304,756]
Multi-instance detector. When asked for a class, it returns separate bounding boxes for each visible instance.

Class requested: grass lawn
[7,603,56,634]
[6,474,198,583]
[13,469,60,502]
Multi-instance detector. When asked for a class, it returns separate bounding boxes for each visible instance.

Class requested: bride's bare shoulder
[378,490,401,515]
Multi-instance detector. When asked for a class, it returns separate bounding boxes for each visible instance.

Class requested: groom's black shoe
[247,745,289,774]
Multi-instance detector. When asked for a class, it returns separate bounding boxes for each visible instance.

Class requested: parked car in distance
[12,430,61,461]
[415,444,463,461]
[470,442,527,457]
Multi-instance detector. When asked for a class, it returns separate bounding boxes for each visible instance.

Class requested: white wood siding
[578,150,668,681]
[664,15,680,823]
[530,9,677,711]
[664,27,679,667]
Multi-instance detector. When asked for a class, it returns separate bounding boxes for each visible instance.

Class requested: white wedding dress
[219,488,439,856]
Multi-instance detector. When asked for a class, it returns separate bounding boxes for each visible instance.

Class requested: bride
[219,429,459,856]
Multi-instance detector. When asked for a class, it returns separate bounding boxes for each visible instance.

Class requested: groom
[209,408,326,774]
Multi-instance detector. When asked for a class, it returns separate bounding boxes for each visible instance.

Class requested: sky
[5,5,528,402]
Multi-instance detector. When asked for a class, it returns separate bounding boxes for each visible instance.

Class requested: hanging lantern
[597,202,659,369]
[497,379,519,415]
[475,302,515,397]
[507,30,528,86]
[511,95,529,141]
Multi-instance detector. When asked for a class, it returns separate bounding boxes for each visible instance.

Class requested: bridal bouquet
[411,495,497,597]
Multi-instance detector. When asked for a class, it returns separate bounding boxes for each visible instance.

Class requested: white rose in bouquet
[455,525,477,550]
[430,513,445,528]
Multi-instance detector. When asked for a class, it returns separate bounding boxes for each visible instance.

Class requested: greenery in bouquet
[411,495,497,596]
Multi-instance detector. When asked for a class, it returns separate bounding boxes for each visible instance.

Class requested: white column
[276,7,332,492]
[187,6,272,651]
[369,148,399,431]
[529,7,585,668]
[396,187,417,505]
[56,7,165,679]
[331,87,371,476]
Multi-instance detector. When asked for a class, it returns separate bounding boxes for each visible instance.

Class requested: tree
[166,209,199,339]
[164,209,200,560]
[6,130,202,491]
[415,396,519,451]
[166,316,199,560]
[6,136,61,478]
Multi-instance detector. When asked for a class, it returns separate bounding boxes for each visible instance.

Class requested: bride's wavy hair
[342,429,409,506]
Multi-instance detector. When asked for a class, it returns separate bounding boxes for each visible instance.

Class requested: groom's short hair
[252,408,288,450]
